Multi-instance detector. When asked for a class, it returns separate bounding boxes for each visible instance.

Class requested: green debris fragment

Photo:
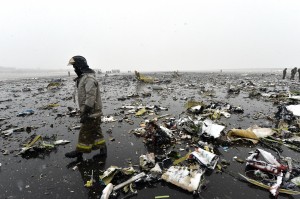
[173,152,190,165]
[233,156,244,163]
[44,103,60,109]
[155,196,170,199]
[184,100,205,109]
[216,164,222,171]
[136,108,147,116]
[121,167,136,175]
[261,137,300,152]
[210,110,221,120]
[291,176,300,186]
[18,135,42,155]
[40,141,55,149]
[85,170,94,188]
[239,173,300,195]
[291,91,300,95]
[25,135,42,147]
[123,185,129,193]
[135,71,154,83]
[46,82,61,89]
[100,166,120,185]
[167,150,181,159]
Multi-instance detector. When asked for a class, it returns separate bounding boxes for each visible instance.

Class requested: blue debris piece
[17,109,34,117]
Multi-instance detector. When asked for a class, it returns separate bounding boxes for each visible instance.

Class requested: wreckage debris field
[0,72,300,199]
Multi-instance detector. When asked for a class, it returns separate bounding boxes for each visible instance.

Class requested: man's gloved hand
[80,105,93,123]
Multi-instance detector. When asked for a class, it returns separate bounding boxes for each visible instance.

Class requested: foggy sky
[0,0,300,72]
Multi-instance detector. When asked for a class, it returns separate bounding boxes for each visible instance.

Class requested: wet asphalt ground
[0,71,299,199]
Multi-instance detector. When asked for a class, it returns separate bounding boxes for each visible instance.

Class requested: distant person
[291,67,297,80]
[290,68,294,80]
[298,68,300,82]
[294,67,297,79]
[68,71,70,77]
[135,70,141,80]
[65,56,106,159]
[282,68,287,79]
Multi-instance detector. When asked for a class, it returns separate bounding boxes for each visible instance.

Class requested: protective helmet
[68,56,90,76]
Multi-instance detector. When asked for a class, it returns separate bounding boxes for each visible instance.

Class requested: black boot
[65,150,83,158]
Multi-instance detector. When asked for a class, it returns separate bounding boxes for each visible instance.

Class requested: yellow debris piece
[136,108,147,116]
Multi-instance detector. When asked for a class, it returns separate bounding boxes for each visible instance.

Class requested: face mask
[73,66,82,76]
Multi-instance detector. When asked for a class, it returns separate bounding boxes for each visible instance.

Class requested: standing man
[282,68,287,79]
[291,67,297,80]
[298,68,300,82]
[66,56,106,158]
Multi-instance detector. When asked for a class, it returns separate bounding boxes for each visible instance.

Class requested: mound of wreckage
[97,97,300,199]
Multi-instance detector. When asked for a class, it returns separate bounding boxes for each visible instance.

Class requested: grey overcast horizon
[0,0,299,72]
